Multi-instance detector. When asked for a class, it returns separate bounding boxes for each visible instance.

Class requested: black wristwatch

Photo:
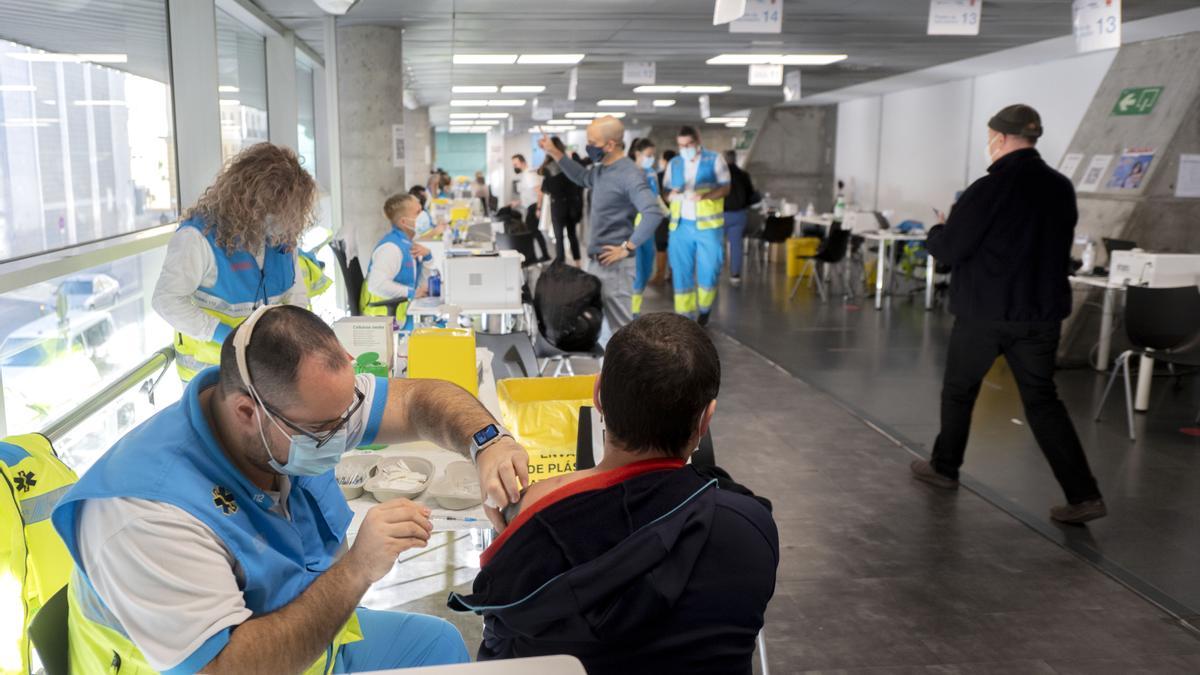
[622,240,635,253]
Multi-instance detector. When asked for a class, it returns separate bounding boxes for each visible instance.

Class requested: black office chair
[790,226,852,301]
[1094,285,1200,440]
[751,214,794,267]
[329,239,365,316]
[30,585,69,675]
[475,331,541,379]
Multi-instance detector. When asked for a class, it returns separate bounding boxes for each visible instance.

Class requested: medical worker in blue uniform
[52,304,532,674]
[628,138,665,316]
[664,126,731,325]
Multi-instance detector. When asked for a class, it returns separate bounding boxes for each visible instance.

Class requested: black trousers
[931,319,1102,504]
[550,199,581,261]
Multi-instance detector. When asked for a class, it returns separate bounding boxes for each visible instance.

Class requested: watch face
[473,425,499,446]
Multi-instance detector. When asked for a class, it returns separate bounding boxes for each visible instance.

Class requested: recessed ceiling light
[705,117,748,124]
[516,54,585,64]
[449,113,480,119]
[706,53,847,66]
[448,127,478,133]
[72,100,127,106]
[725,121,747,128]
[681,85,732,94]
[476,112,510,119]
[469,126,494,132]
[597,100,637,107]
[486,99,527,107]
[452,85,499,93]
[565,112,598,119]
[501,85,546,93]
[449,120,478,125]
[633,85,681,94]
[0,84,36,92]
[453,54,518,65]
[450,100,481,107]
[219,99,241,106]
[654,99,676,107]
[218,85,239,93]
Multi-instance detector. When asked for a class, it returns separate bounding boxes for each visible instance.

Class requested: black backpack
[534,261,603,352]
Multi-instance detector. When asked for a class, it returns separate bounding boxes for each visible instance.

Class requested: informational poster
[1107,148,1155,190]
[1175,154,1200,198]
[783,70,802,102]
[1059,152,1085,180]
[730,0,782,33]
[1073,0,1121,54]
[635,98,655,113]
[748,63,783,86]
[927,0,982,36]
[531,98,553,121]
[1077,154,1113,192]
[391,124,404,168]
[699,95,711,120]
[622,61,656,85]
[568,67,578,101]
[552,98,575,115]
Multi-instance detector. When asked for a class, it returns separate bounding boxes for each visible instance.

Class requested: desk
[797,214,833,235]
[1068,275,1158,412]
[860,231,935,311]
[361,655,586,675]
[407,298,526,334]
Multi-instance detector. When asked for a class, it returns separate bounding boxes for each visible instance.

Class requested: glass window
[0,246,182,472]
[296,59,317,180]
[216,9,269,162]
[0,1,176,262]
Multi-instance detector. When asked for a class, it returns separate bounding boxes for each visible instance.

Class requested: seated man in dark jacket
[448,313,778,674]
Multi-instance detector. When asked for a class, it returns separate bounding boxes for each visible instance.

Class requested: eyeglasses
[257,387,366,448]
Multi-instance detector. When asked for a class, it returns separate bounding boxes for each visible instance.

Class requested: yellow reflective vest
[1,434,77,674]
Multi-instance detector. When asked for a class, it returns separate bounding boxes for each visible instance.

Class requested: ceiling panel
[259,0,1198,127]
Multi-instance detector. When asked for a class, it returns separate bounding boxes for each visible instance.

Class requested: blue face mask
[414,210,433,235]
[585,144,606,163]
[641,155,655,170]
[680,147,697,161]
[255,405,349,477]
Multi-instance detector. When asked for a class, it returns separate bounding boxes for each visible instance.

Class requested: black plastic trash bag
[534,261,603,352]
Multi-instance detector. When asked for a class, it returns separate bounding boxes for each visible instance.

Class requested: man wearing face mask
[910,104,1106,525]
[53,304,532,672]
[537,116,665,336]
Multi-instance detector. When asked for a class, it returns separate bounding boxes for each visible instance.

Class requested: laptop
[872,211,892,231]
[1102,237,1137,258]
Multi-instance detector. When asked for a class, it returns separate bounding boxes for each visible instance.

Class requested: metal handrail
[42,345,175,443]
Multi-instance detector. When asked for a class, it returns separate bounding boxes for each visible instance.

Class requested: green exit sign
[1112,87,1164,116]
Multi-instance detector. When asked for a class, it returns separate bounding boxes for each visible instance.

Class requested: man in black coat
[910,104,1105,524]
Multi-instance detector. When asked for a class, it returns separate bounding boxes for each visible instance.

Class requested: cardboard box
[332,316,394,378]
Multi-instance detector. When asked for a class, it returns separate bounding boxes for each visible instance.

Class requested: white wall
[835,50,1116,225]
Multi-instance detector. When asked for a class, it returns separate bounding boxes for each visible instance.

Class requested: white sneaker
[730,276,742,287]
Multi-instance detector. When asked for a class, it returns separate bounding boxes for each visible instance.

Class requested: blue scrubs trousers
[724,209,747,278]
[632,238,656,316]
[669,221,725,320]
[333,608,469,672]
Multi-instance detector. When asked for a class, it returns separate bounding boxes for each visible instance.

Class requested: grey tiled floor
[365,271,1200,672]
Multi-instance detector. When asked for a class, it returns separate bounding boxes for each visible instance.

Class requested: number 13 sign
[1073,0,1121,54]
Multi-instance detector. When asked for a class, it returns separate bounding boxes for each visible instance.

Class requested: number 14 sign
[1073,0,1121,54]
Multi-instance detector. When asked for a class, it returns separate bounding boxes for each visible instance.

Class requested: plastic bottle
[1081,240,1096,274]
[833,194,846,221]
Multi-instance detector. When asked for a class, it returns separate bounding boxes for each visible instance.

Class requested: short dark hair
[662,149,677,162]
[723,150,737,167]
[599,313,720,455]
[677,126,700,141]
[627,137,655,160]
[218,306,348,407]
[512,154,527,164]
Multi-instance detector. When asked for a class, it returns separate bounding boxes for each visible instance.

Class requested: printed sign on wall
[1077,154,1113,192]
[1059,153,1085,180]
[391,124,404,168]
[1107,148,1155,190]
[749,63,784,86]
[622,61,656,85]
[1111,86,1163,116]
[1073,0,1121,53]
[927,0,982,36]
[783,70,802,102]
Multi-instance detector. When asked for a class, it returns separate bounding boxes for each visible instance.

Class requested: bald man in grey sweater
[539,117,666,337]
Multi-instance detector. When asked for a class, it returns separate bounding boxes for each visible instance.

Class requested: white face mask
[984,134,1002,166]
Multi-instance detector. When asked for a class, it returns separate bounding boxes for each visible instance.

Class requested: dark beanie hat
[988,104,1043,139]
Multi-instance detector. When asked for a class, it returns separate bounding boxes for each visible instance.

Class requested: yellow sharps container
[407,327,479,396]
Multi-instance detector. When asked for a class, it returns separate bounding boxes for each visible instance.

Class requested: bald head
[585,116,625,165]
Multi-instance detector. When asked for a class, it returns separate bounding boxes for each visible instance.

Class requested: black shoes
[910,459,959,490]
[698,312,711,327]
[1050,499,1107,525]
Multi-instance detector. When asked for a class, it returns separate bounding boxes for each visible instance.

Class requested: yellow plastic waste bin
[496,375,595,484]
[785,237,821,277]
[408,327,479,396]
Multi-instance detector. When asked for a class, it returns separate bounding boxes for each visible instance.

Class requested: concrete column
[167,0,222,208]
[336,25,405,261]
[403,105,431,191]
[266,30,299,152]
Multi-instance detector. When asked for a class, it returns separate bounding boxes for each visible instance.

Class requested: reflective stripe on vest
[667,151,725,231]
[173,218,298,380]
[51,370,363,673]
[1,434,78,675]
[299,249,333,299]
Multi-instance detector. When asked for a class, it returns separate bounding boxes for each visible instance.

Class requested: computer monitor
[1103,237,1137,258]
[872,211,891,231]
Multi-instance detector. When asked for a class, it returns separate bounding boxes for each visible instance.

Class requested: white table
[860,231,936,311]
[1068,274,1156,412]
[797,214,834,235]
[407,298,526,334]
[360,655,586,675]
